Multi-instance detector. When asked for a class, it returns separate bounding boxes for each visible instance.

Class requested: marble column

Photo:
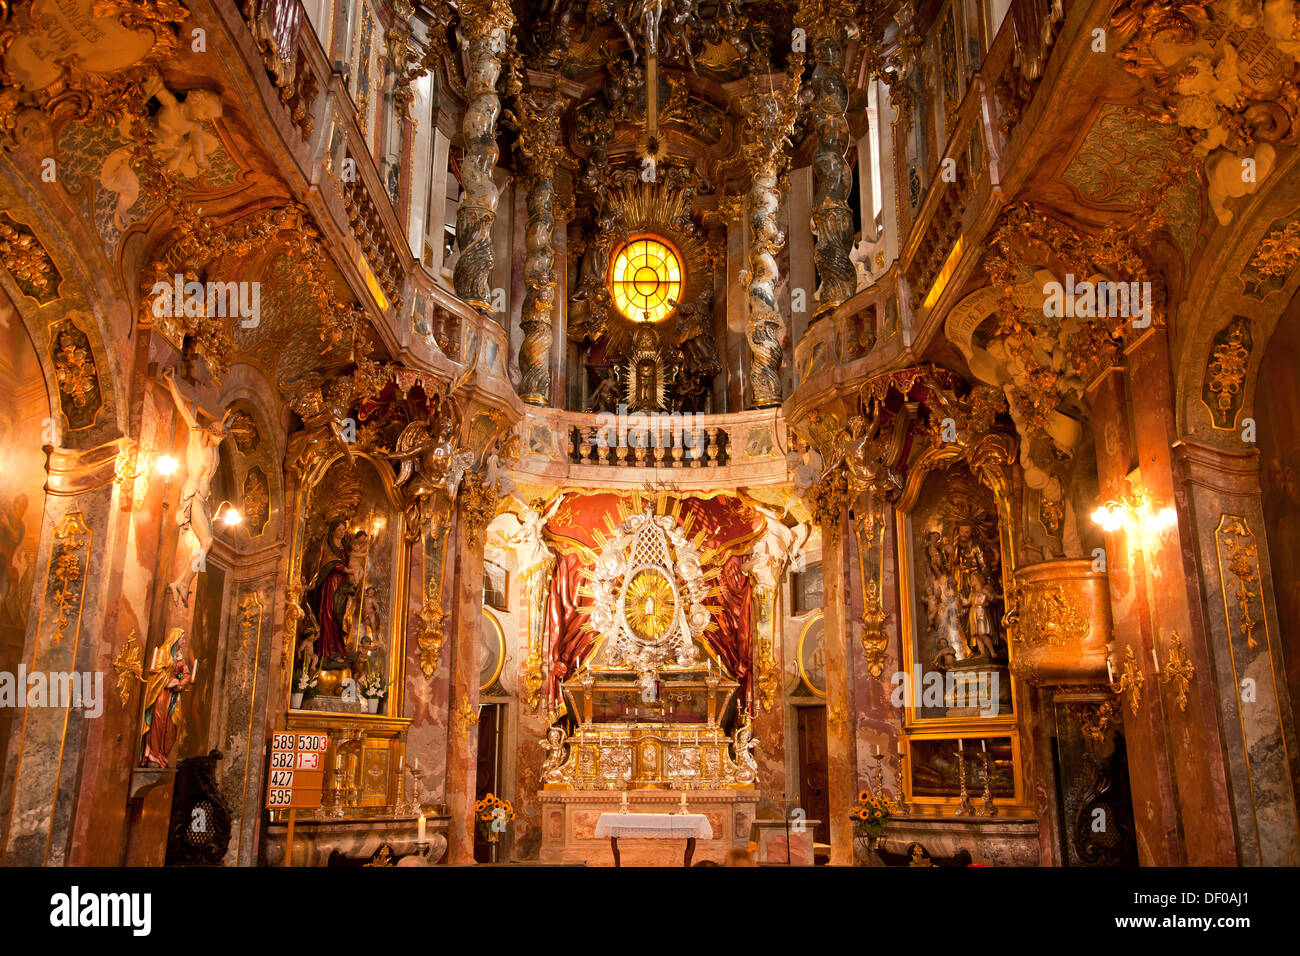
[1087,367,1182,865]
[443,474,498,864]
[1173,440,1300,864]
[1126,330,1238,865]
[739,63,802,408]
[751,584,786,818]
[516,88,565,406]
[1089,333,1242,865]
[452,0,514,313]
[820,502,856,865]
[787,167,816,347]
[805,30,857,317]
[0,440,129,865]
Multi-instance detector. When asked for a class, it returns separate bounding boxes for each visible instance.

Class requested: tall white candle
[417,812,426,842]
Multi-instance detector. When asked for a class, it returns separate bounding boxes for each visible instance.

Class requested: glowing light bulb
[155,455,179,477]
[1091,505,1123,532]
[221,508,243,526]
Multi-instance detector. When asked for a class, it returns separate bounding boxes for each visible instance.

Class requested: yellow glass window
[610,238,682,323]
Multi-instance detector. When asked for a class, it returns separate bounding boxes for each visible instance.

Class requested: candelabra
[976,751,998,817]
[395,759,418,816]
[894,748,911,815]
[871,752,886,803]
[409,765,425,814]
[954,743,974,816]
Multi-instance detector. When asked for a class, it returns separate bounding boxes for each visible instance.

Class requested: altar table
[594,812,714,867]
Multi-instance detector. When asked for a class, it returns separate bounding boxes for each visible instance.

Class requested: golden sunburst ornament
[623,568,676,642]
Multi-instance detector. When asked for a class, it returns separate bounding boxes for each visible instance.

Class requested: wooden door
[797,705,830,846]
[472,703,504,862]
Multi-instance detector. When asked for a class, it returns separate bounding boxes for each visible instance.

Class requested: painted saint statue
[141,627,195,768]
[304,519,358,667]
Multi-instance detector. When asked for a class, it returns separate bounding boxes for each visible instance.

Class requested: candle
[876,744,881,756]
[897,741,905,757]
[981,740,987,753]
[1106,657,1114,684]
[958,739,965,753]
[412,757,419,773]
[417,812,426,842]
[1152,647,1160,673]
[679,792,687,812]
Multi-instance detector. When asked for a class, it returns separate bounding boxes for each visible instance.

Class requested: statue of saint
[962,571,998,659]
[141,627,195,768]
[162,367,230,608]
[303,519,358,667]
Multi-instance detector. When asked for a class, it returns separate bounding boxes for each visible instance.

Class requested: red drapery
[545,551,591,705]
[710,554,754,712]
[543,493,764,710]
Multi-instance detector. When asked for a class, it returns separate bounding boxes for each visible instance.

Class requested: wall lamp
[1090,488,1176,534]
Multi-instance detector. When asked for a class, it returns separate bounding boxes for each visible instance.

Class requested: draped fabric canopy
[543,492,763,710]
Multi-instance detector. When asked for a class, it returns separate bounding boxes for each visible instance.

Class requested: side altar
[536,507,759,865]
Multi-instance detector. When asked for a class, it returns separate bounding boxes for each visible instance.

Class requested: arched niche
[288,450,410,721]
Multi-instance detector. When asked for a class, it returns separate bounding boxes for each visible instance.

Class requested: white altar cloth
[595,812,714,840]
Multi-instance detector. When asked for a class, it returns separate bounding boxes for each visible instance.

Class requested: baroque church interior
[0,0,1298,877]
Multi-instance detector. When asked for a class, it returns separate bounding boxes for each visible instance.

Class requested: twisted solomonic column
[740,58,803,407]
[803,18,857,315]
[453,0,515,313]
[517,88,566,405]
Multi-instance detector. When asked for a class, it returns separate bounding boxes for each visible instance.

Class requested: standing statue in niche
[588,367,622,413]
[162,367,231,608]
[962,571,998,658]
[303,519,358,667]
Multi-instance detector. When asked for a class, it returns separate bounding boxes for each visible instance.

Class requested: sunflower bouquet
[473,793,515,841]
[850,789,892,838]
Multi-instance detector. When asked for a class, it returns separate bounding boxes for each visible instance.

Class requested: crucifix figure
[163,367,231,607]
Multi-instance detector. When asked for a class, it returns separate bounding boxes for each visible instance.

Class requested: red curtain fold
[709,554,753,713]
[546,551,591,706]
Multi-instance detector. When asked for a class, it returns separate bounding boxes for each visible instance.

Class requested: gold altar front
[538,664,758,863]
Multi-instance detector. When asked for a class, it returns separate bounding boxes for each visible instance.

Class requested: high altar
[537,507,759,865]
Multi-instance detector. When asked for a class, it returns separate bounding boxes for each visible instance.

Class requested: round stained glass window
[610,237,682,323]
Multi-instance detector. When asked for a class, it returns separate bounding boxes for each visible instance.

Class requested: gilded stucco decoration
[1201,315,1253,429]
[1110,0,1300,225]
[0,211,61,302]
[45,511,91,648]
[1159,631,1197,713]
[0,0,190,139]
[113,630,145,707]
[1216,515,1263,650]
[49,315,103,431]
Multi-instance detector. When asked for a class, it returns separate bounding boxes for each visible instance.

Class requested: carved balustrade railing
[513,407,791,484]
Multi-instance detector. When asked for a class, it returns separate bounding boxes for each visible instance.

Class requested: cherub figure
[540,725,568,783]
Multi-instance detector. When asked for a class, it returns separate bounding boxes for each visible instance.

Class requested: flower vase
[291,692,304,709]
[365,697,379,714]
[487,830,499,864]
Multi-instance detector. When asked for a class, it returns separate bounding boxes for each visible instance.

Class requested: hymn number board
[266,732,329,810]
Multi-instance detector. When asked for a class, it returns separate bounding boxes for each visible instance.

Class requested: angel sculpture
[284,373,356,478]
[540,725,569,784]
[825,392,909,503]
[388,416,474,532]
[732,717,759,784]
[489,496,563,581]
[746,502,811,591]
